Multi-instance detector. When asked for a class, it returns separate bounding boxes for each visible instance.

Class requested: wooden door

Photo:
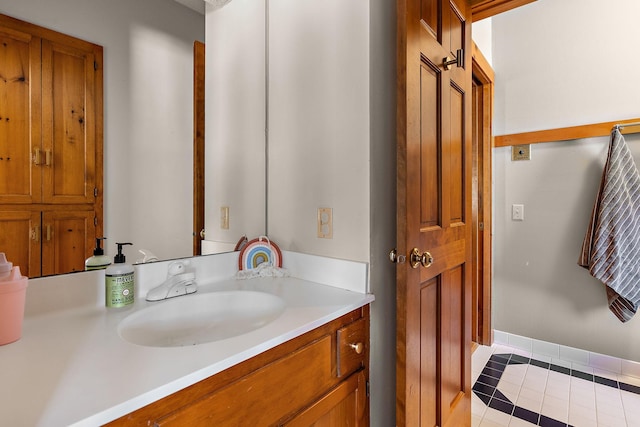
[41,209,94,276]
[0,25,42,205]
[41,39,97,205]
[396,0,472,425]
[0,210,41,277]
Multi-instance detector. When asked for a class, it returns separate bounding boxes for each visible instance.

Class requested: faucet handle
[167,261,188,276]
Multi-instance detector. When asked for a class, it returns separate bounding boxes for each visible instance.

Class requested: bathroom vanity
[109,305,369,426]
[0,251,373,426]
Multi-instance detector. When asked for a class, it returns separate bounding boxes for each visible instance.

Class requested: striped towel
[578,129,640,322]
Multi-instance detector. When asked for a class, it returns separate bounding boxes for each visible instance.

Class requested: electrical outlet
[512,144,531,161]
[220,206,229,229]
[512,204,524,221]
[317,208,333,239]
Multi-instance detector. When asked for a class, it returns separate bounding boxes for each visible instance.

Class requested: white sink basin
[118,290,286,347]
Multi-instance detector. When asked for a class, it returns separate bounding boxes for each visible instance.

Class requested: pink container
[0,254,28,346]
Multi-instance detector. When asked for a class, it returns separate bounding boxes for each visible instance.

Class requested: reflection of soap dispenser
[85,237,111,271]
[105,242,134,308]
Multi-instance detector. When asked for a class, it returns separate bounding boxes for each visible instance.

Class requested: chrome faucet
[146,261,197,301]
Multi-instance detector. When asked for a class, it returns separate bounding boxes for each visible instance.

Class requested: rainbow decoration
[238,237,282,270]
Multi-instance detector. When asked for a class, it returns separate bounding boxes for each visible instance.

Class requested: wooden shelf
[471,0,537,21]
[494,118,640,148]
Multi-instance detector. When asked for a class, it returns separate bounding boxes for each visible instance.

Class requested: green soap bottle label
[106,273,134,308]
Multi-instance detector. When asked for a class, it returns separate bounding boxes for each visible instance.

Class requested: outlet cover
[220,206,229,229]
[317,208,333,239]
[512,144,531,161]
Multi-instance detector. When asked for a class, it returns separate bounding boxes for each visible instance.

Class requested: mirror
[0,0,217,271]
[203,0,371,263]
[4,0,372,276]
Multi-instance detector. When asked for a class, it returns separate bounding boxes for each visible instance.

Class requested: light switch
[512,204,524,221]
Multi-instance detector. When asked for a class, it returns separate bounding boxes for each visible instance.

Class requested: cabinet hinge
[94,187,98,197]
[94,60,98,71]
[366,380,370,397]
[94,217,98,226]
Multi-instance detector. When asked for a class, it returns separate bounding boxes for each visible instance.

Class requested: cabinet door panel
[0,210,41,277]
[41,40,96,204]
[41,209,94,276]
[0,26,42,204]
[284,370,367,427]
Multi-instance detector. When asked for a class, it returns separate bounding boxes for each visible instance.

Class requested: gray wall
[369,0,397,425]
[492,0,640,361]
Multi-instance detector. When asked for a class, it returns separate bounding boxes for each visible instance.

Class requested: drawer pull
[350,342,364,355]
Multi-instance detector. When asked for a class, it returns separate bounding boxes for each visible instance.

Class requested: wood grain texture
[471,0,536,21]
[0,210,41,277]
[193,41,205,256]
[396,0,472,425]
[0,13,103,277]
[471,42,493,346]
[494,118,640,147]
[0,24,41,204]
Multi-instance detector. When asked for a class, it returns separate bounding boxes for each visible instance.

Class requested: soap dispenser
[85,237,111,271]
[105,242,134,308]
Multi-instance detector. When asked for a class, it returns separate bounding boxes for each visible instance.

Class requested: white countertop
[0,252,374,427]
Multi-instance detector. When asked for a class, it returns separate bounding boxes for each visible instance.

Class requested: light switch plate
[512,204,524,221]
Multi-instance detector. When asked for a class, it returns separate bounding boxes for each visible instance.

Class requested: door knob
[443,48,464,70]
[410,248,434,269]
[199,229,205,239]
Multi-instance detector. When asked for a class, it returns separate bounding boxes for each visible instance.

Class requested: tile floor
[472,344,640,427]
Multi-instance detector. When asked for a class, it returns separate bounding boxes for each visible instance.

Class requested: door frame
[471,42,494,346]
[193,40,205,256]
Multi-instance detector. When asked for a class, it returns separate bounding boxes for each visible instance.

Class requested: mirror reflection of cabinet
[0,14,103,277]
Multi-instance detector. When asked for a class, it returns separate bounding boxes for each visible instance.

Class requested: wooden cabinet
[0,207,94,276]
[108,306,370,427]
[0,14,103,277]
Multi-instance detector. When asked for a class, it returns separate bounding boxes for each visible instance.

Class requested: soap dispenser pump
[85,237,111,271]
[105,242,134,308]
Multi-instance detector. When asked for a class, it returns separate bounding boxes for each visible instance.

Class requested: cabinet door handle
[45,224,53,241]
[31,225,40,242]
[33,147,42,165]
[45,150,52,166]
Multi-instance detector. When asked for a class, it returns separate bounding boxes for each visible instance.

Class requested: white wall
[472,18,492,64]
[0,0,204,262]
[493,0,640,361]
[268,0,370,263]
[204,0,266,245]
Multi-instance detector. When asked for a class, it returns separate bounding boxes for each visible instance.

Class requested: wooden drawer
[155,335,334,426]
[336,317,366,378]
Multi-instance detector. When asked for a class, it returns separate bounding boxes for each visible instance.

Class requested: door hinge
[94,187,98,197]
[94,216,98,226]
[366,380,370,397]
[94,60,98,71]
